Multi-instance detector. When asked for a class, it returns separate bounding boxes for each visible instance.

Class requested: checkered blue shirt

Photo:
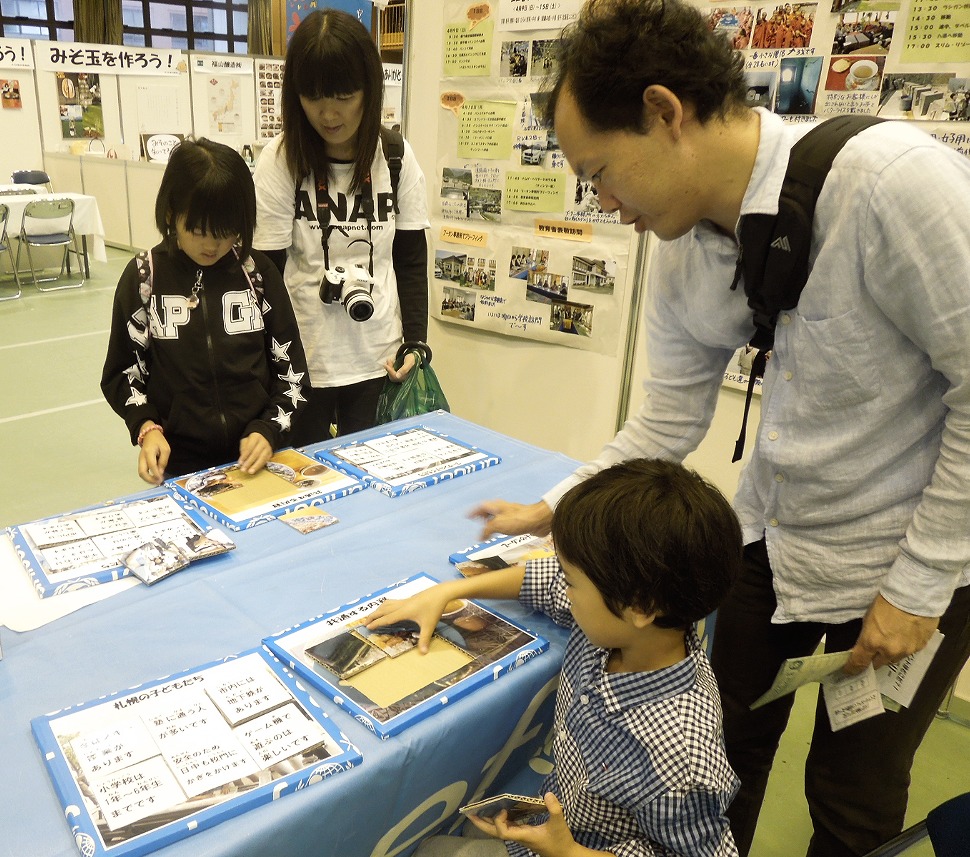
[509,557,739,857]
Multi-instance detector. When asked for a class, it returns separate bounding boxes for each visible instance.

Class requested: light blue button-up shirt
[547,109,970,624]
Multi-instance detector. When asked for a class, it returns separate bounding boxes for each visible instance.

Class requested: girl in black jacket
[101,139,309,484]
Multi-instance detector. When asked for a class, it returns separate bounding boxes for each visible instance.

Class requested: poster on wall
[435,0,631,356]
[1,79,22,109]
[255,57,284,141]
[56,71,102,139]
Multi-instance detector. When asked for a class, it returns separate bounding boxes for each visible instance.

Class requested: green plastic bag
[376,344,450,424]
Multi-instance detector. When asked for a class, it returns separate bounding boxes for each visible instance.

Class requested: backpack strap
[379,126,405,215]
[730,114,886,462]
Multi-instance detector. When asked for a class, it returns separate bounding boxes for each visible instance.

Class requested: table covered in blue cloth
[0,413,577,857]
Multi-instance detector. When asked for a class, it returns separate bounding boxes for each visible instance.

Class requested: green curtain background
[73,0,123,45]
[248,0,274,56]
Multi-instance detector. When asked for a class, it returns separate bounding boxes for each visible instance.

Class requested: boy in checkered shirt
[368,458,742,857]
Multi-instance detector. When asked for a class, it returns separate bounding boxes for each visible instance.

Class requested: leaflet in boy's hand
[460,794,547,823]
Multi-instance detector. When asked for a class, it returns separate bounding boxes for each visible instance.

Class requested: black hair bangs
[292,36,369,100]
[177,182,247,240]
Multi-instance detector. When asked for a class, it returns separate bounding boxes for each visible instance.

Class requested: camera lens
[343,289,375,322]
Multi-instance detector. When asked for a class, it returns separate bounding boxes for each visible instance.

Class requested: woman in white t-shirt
[254,9,430,444]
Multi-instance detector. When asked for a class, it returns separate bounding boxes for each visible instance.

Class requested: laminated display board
[314,424,501,497]
[448,532,555,575]
[262,573,548,738]
[166,448,362,531]
[5,493,234,598]
[31,648,361,857]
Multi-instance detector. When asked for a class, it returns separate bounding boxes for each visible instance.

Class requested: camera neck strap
[314,170,375,277]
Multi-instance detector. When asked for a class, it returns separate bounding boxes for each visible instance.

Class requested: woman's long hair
[281,9,385,194]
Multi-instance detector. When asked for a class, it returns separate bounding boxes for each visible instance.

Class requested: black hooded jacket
[101,242,309,476]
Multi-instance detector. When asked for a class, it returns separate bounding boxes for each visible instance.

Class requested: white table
[0,191,107,277]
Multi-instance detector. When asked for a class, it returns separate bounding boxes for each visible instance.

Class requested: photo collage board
[263,573,549,738]
[434,0,969,359]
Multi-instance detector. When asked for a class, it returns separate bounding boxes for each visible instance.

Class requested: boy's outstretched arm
[365,565,526,653]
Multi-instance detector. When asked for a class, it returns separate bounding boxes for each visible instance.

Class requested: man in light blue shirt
[470,1,970,855]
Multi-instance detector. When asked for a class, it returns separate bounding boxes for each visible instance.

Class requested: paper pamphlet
[751,631,945,732]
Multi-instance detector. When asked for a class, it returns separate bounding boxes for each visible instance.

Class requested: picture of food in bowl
[846,59,880,91]
[442,598,468,617]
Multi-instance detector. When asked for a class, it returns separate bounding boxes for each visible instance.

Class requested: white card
[91,755,187,831]
[822,665,885,731]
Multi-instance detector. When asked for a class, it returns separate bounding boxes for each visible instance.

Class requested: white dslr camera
[319,264,375,322]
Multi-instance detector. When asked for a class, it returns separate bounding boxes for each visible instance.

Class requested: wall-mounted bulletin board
[433,0,632,358]
[32,41,190,161]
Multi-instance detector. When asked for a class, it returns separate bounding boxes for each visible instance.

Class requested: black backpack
[379,126,404,214]
[730,114,886,461]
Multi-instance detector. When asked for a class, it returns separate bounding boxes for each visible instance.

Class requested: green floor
[1,248,967,855]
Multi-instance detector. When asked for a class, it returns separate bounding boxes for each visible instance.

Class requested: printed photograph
[879,74,968,121]
[775,56,824,115]
[500,40,529,77]
[750,4,817,49]
[832,10,895,54]
[441,286,476,321]
[825,55,885,92]
[570,256,615,295]
[435,249,467,282]
[509,246,549,280]
[706,5,755,50]
[526,270,569,305]
[550,300,593,337]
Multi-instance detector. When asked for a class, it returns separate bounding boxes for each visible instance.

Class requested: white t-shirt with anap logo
[254,134,429,388]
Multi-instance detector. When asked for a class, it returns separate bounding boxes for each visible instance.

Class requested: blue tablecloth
[0,413,577,857]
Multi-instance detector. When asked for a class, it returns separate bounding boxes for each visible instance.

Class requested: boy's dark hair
[155,138,256,259]
[545,0,749,132]
[282,9,384,195]
[551,459,742,630]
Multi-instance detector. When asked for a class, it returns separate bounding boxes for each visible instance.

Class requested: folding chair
[11,169,53,193]
[0,203,22,301]
[0,188,35,196]
[16,198,84,291]
[862,791,970,857]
